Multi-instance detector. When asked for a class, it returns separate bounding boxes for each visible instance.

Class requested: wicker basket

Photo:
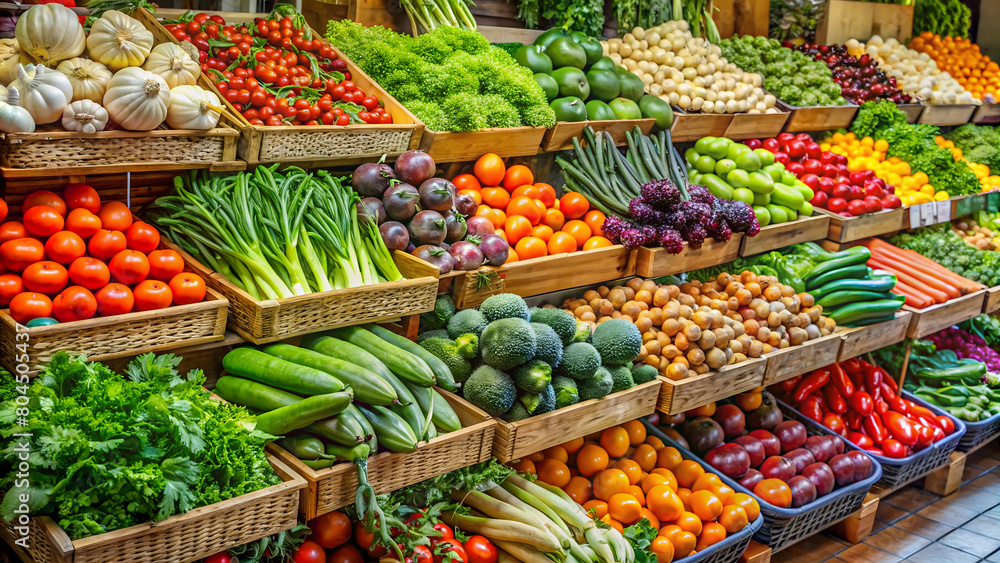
[141,9,423,167]
[267,390,496,519]
[0,455,306,563]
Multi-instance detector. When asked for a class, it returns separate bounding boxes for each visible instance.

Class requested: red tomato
[125,221,160,253]
[52,286,97,322]
[23,190,67,216]
[44,231,87,265]
[22,206,65,237]
[0,238,45,272]
[0,199,6,222]
[464,536,498,563]
[97,201,133,232]
[202,554,237,563]
[0,273,23,306]
[291,540,327,563]
[9,292,53,324]
[87,230,127,261]
[95,283,134,316]
[65,208,102,238]
[435,539,468,563]
[881,439,910,459]
[68,257,111,290]
[108,250,149,285]
[0,221,26,242]
[63,184,101,213]
[411,545,433,563]
[327,545,364,563]
[146,249,185,281]
[22,261,68,295]
[307,510,352,549]
[133,280,172,311]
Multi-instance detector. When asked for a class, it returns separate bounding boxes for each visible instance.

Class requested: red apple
[760,456,796,482]
[713,404,746,439]
[774,421,808,452]
[846,450,873,482]
[738,468,763,490]
[802,463,836,496]
[788,475,818,507]
[784,448,817,474]
[705,443,752,480]
[828,453,857,487]
[733,435,766,468]
[804,435,835,463]
[749,429,782,457]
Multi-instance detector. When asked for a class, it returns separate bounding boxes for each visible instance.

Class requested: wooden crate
[711,0,770,39]
[724,111,789,140]
[815,0,913,45]
[143,9,423,167]
[418,126,545,162]
[451,245,636,309]
[972,103,1000,124]
[635,236,743,278]
[657,357,767,415]
[739,215,831,256]
[540,118,655,152]
[985,286,1000,314]
[829,493,879,544]
[761,331,845,386]
[904,289,987,339]
[166,241,439,344]
[0,455,305,563]
[670,111,734,142]
[918,104,977,127]
[778,102,859,133]
[492,380,661,462]
[837,310,912,362]
[819,208,907,243]
[899,104,924,124]
[267,390,495,519]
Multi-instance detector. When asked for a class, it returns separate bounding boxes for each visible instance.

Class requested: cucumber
[279,434,334,460]
[427,423,438,440]
[700,173,734,200]
[342,403,378,453]
[301,459,336,470]
[215,376,302,410]
[327,326,436,387]
[358,405,420,453]
[222,347,344,395]
[804,247,871,282]
[367,325,457,391]
[398,380,434,440]
[808,275,897,300]
[255,391,353,435]
[308,412,368,446]
[770,184,804,209]
[824,296,906,325]
[816,290,895,309]
[804,264,870,290]
[404,380,462,434]
[262,343,398,405]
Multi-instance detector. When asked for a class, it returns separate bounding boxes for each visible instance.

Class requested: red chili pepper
[779,375,803,393]
[880,381,897,401]
[847,430,875,448]
[904,400,944,431]
[830,363,855,398]
[931,427,946,442]
[800,395,825,423]
[848,390,874,415]
[842,357,862,374]
[881,439,910,458]
[863,363,882,393]
[824,384,848,414]
[936,415,956,435]
[915,424,935,448]
[882,411,918,446]
[846,410,863,431]
[865,447,885,456]
[875,397,890,414]
[882,367,899,392]
[823,412,847,435]
[885,393,910,416]
[863,412,889,443]
[793,369,831,403]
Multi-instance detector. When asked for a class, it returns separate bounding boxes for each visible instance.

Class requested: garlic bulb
[56,57,113,103]
[62,99,108,134]
[0,87,36,133]
[166,85,221,130]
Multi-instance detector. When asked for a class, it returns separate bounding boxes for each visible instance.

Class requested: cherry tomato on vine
[291,540,326,563]
[464,536,498,563]
[307,511,352,549]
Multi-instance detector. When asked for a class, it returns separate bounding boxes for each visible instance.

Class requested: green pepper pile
[899,338,1000,422]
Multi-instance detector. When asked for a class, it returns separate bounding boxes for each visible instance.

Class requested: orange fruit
[480,187,510,209]
[645,435,666,450]
[576,444,610,477]
[474,153,505,186]
[600,514,623,533]
[505,248,519,264]
[622,420,647,446]
[507,196,542,225]
[583,499,608,519]
[531,224,554,242]
[584,209,607,236]
[561,436,585,455]
[563,476,593,505]
[689,490,723,521]
[514,236,547,260]
[593,468,630,501]
[649,536,675,563]
[676,487,692,509]
[502,164,534,191]
[675,511,703,536]
[656,447,683,470]
[692,473,724,494]
[674,460,705,489]
[487,208,507,229]
[458,188,482,205]
[543,445,568,463]
[732,493,760,521]
[646,485,684,522]
[560,192,590,219]
[583,236,613,250]
[504,215,532,246]
[548,231,577,255]
[658,524,682,540]
[668,531,697,558]
[562,220,592,248]
[613,459,643,485]
[511,184,542,200]
[626,485,646,506]
[526,451,545,462]
[600,426,630,458]
[452,173,481,192]
[510,458,535,474]
[753,478,792,508]
[541,208,565,231]
[641,472,668,495]
[536,458,571,488]
[534,183,557,207]
[632,443,658,473]
[608,492,642,525]
[696,522,727,551]
[719,505,749,533]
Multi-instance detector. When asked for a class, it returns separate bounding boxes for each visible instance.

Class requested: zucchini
[215,376,301,410]
[279,434,335,460]
[255,391,353,435]
[808,275,897,300]
[824,296,905,325]
[301,459,336,470]
[308,412,368,446]
[327,326,436,387]
[222,347,344,395]
[816,290,895,309]
[400,380,434,440]
[367,324,457,391]
[343,403,378,453]
[804,246,871,281]
[262,343,398,405]
[358,405,420,452]
[404,381,462,434]
[804,263,870,290]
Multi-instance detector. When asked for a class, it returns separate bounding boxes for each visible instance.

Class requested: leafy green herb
[623,519,659,563]
[914,0,971,39]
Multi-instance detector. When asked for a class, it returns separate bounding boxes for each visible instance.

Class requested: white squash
[56,57,112,103]
[143,43,199,89]
[0,87,36,133]
[87,10,154,72]
[0,39,22,86]
[103,67,169,131]
[166,85,222,130]
[14,4,85,67]
[9,64,71,124]
[62,99,108,134]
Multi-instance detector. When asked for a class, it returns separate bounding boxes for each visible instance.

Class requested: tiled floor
[772,442,1000,563]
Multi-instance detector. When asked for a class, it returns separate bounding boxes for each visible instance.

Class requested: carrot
[891,280,934,309]
[867,238,979,292]
[893,247,982,292]
[867,253,961,300]
[867,257,951,303]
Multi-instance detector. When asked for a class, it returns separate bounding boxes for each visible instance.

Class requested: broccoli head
[520,384,555,415]
[481,293,530,322]
[480,317,537,370]
[578,367,613,400]
[592,318,643,365]
[561,342,601,380]
[448,309,489,339]
[606,364,635,393]
[531,322,563,368]
[463,365,517,416]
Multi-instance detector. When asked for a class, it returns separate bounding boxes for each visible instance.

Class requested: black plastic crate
[956,411,1000,453]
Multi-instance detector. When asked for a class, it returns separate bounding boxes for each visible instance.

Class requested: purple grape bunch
[603,178,761,253]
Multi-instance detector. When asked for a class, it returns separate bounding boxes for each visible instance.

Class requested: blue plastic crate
[645,409,882,552]
[952,408,1000,453]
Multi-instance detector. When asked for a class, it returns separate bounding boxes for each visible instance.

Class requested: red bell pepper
[793,369,831,403]
[830,363,855,398]
[882,411,918,446]
[863,413,889,444]
[800,395,825,422]
[824,384,847,414]
[823,412,847,435]
[779,375,803,393]
[848,390,874,416]
[936,415,956,435]
[847,430,875,448]
[881,438,910,458]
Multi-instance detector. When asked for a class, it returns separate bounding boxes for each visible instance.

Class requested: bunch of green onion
[147,165,402,300]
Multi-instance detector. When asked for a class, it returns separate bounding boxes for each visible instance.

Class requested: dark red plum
[419,178,456,211]
[738,468,763,490]
[804,435,836,464]
[442,210,467,243]
[413,244,455,274]
[732,435,766,468]
[774,421,808,453]
[408,210,447,246]
[681,416,725,453]
[846,450,873,482]
[802,463,835,497]
[749,429,782,457]
[351,162,396,197]
[454,193,478,217]
[746,392,783,430]
[828,454,856,487]
[383,183,420,222]
[466,216,496,237]
[357,197,387,226]
[378,221,410,251]
[448,241,485,270]
[788,475,817,508]
[704,443,751,479]
[759,456,795,482]
[784,448,816,474]
[394,150,436,186]
[478,234,510,266]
